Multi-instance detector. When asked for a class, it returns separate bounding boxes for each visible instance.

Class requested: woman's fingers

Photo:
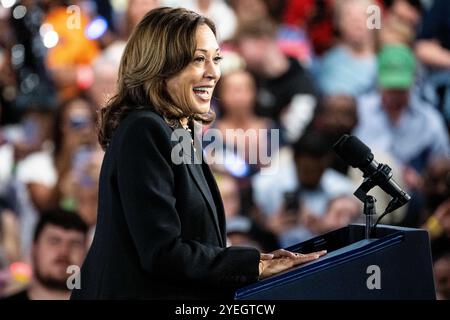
[292,250,327,264]
[313,250,327,258]
[299,250,327,259]
[260,253,274,260]
[271,249,327,259]
[259,250,327,279]
[271,249,297,259]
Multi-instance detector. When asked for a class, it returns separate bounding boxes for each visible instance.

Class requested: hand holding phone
[283,191,300,215]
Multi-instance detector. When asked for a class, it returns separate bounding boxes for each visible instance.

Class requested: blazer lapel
[172,128,225,247]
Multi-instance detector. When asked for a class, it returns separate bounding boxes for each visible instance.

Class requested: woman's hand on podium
[258,249,327,280]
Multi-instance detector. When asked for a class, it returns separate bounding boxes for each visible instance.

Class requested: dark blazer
[70,108,260,300]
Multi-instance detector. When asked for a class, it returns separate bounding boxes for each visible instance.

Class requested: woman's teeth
[193,87,211,100]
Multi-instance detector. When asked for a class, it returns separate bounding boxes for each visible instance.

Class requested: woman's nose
[204,60,220,81]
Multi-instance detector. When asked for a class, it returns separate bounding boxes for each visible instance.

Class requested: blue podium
[235,224,436,300]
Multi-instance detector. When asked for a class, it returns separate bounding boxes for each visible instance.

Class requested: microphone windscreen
[333,134,373,168]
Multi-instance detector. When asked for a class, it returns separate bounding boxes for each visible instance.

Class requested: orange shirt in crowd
[44,7,100,99]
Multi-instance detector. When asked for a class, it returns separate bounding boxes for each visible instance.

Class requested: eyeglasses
[68,115,92,130]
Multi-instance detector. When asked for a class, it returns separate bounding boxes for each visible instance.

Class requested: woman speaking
[71,7,326,300]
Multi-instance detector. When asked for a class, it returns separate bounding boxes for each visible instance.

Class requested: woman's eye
[214,56,223,63]
[194,56,205,63]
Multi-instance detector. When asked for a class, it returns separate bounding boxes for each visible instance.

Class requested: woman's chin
[192,101,211,114]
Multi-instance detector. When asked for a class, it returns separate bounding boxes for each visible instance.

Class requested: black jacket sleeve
[116,116,260,288]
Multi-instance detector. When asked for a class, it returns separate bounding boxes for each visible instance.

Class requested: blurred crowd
[0,0,449,300]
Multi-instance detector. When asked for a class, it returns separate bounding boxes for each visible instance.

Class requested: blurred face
[166,24,221,114]
[338,2,373,46]
[390,0,421,27]
[320,96,357,136]
[381,89,409,122]
[89,65,118,108]
[220,71,256,116]
[379,15,414,45]
[423,159,450,210]
[230,0,269,22]
[434,256,450,300]
[237,37,268,72]
[75,152,103,226]
[198,0,212,9]
[62,99,95,144]
[22,111,53,146]
[33,225,86,290]
[295,155,329,189]
[326,197,361,226]
[128,0,160,27]
[217,175,240,219]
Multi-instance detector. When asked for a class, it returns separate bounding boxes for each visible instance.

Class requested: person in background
[0,205,21,268]
[229,0,302,64]
[216,172,261,249]
[88,42,126,109]
[423,196,450,301]
[309,94,358,174]
[0,102,14,197]
[14,97,96,257]
[415,0,450,70]
[415,0,450,132]
[404,157,450,228]
[434,252,450,300]
[414,158,450,261]
[229,0,314,73]
[213,68,276,175]
[125,0,161,38]
[378,12,415,47]
[0,198,25,299]
[17,97,97,214]
[73,147,104,245]
[379,0,422,47]
[301,195,362,235]
[43,0,100,100]
[228,0,271,25]
[3,209,88,300]
[0,105,54,261]
[15,107,54,159]
[318,0,377,96]
[182,0,238,43]
[234,19,317,144]
[215,171,279,252]
[383,0,422,28]
[354,44,449,177]
[253,130,354,247]
[281,0,335,56]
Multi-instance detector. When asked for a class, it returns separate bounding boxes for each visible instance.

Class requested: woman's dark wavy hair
[98,7,217,150]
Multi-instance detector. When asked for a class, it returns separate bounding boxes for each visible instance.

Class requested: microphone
[333,134,411,213]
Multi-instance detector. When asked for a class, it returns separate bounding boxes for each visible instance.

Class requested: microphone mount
[353,162,403,239]
[354,161,392,203]
[333,134,411,239]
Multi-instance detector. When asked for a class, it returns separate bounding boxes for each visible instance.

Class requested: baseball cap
[377,44,415,89]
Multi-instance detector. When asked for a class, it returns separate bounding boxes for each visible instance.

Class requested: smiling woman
[166,24,222,117]
[70,7,325,300]
[97,8,218,149]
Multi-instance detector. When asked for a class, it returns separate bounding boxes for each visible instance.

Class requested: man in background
[4,209,88,300]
